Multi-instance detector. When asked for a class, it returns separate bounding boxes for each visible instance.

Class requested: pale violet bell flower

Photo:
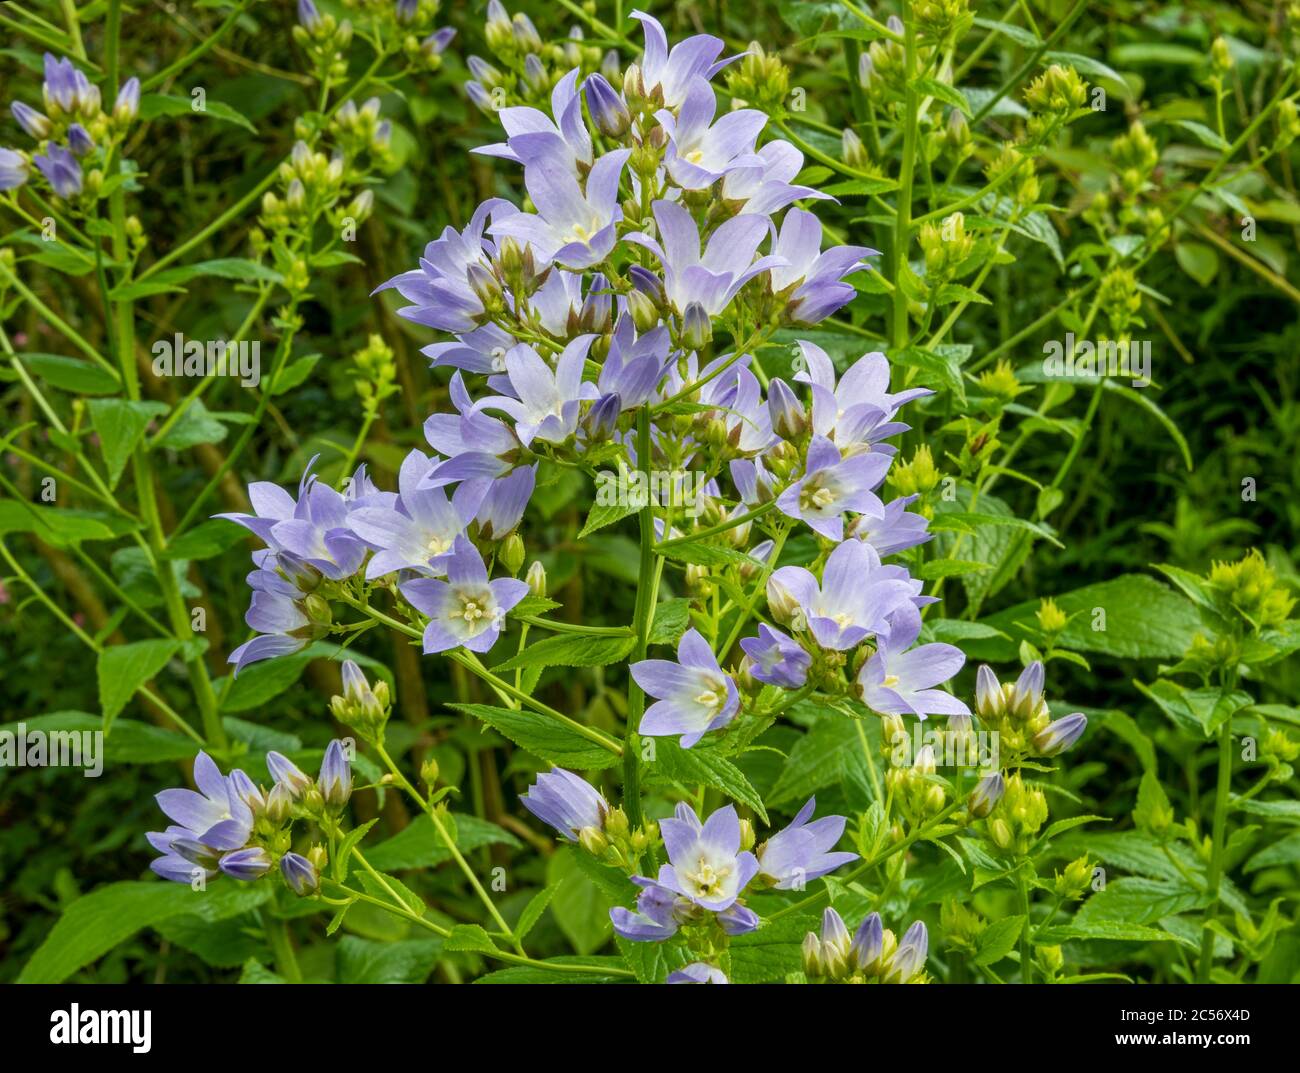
[347,449,488,578]
[858,603,969,720]
[474,336,596,446]
[739,623,810,688]
[627,199,786,316]
[768,208,874,324]
[850,494,933,557]
[520,768,609,840]
[488,146,632,270]
[400,535,529,653]
[656,76,766,190]
[666,962,729,984]
[630,627,739,748]
[628,10,737,108]
[795,341,934,449]
[656,803,759,911]
[756,796,858,889]
[767,538,915,650]
[608,803,764,941]
[722,140,831,216]
[473,67,592,174]
[775,435,892,541]
[373,197,518,333]
[149,752,255,882]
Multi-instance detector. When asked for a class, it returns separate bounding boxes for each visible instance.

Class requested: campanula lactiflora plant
[3,0,1298,987]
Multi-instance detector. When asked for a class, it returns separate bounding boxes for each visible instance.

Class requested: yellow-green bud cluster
[724,42,791,113]
[1024,64,1089,117]
[293,8,353,85]
[1278,100,1300,150]
[1054,854,1094,899]
[1111,121,1159,199]
[914,0,974,45]
[984,141,1039,207]
[887,444,941,503]
[976,359,1025,404]
[352,333,399,416]
[885,744,948,821]
[1208,549,1297,629]
[939,898,987,954]
[918,212,976,281]
[985,772,1048,856]
[581,807,658,872]
[1098,267,1143,335]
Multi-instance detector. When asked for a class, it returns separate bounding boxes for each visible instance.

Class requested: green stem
[624,405,662,828]
[262,910,302,982]
[371,742,521,951]
[1016,859,1034,982]
[891,12,918,351]
[1196,710,1235,981]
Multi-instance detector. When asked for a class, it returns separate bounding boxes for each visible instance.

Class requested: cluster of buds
[985,141,1039,208]
[578,804,659,873]
[884,735,948,821]
[1110,121,1159,199]
[1278,98,1300,150]
[1024,63,1089,119]
[1207,549,1297,630]
[267,742,355,820]
[329,659,392,739]
[190,743,352,891]
[975,661,1087,759]
[1035,596,1069,644]
[1209,36,1235,81]
[404,25,457,72]
[332,97,395,165]
[918,212,976,283]
[976,359,1026,406]
[939,897,987,953]
[724,42,791,114]
[1098,266,1143,335]
[858,18,933,103]
[3,55,142,200]
[887,443,941,502]
[803,909,930,984]
[262,140,346,229]
[913,0,975,45]
[926,109,971,166]
[467,1,604,112]
[1260,728,1300,784]
[350,333,399,420]
[294,0,354,85]
[983,772,1048,855]
[1053,853,1095,899]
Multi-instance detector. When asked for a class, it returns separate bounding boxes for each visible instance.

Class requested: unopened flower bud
[1033,712,1087,756]
[526,560,547,598]
[280,851,320,896]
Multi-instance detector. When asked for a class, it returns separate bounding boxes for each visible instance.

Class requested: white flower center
[684,855,730,899]
[452,592,493,626]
